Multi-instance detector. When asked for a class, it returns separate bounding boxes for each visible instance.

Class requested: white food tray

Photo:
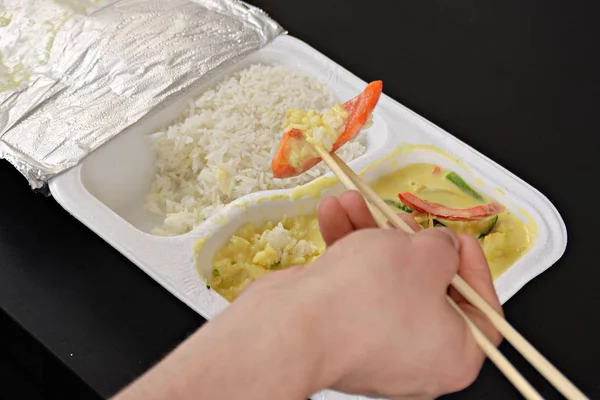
[49,35,567,400]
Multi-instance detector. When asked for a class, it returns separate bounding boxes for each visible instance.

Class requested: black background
[1,0,599,398]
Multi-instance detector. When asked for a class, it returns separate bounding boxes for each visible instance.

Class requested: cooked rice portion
[146,64,367,236]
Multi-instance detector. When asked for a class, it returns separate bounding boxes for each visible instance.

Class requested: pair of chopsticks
[306,142,587,400]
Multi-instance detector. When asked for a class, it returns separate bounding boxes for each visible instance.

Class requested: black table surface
[1,1,599,398]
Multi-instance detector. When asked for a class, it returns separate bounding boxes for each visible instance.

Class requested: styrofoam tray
[49,35,567,400]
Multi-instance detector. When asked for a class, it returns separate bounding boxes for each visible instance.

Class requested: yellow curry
[205,163,533,302]
[370,163,533,279]
[209,215,325,302]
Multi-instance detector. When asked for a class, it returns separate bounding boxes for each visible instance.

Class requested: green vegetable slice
[436,215,498,238]
[445,171,484,201]
[384,199,413,213]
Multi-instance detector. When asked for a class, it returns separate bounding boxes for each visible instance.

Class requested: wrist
[194,278,338,399]
[224,273,343,398]
[250,281,337,397]
[274,274,344,396]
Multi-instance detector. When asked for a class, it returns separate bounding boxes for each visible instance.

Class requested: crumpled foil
[0,0,284,190]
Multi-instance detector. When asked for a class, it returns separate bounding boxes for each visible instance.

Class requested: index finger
[338,191,378,230]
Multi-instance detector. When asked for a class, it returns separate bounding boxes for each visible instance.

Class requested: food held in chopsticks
[371,163,533,278]
[207,214,325,302]
[271,81,382,178]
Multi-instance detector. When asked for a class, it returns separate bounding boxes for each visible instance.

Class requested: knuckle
[432,227,460,247]
[402,229,461,276]
[414,228,459,257]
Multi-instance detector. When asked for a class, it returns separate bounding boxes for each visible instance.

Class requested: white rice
[145,64,367,236]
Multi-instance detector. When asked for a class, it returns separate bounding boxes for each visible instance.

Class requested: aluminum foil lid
[0,0,284,189]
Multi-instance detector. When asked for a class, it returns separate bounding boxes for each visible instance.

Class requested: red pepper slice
[432,165,441,175]
[272,81,383,179]
[398,192,505,221]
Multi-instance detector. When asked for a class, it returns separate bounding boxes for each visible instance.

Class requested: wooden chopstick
[326,152,587,400]
[450,275,587,400]
[304,140,587,399]
[446,298,543,400]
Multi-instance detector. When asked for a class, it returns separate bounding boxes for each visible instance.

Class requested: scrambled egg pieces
[283,104,348,168]
[209,214,325,302]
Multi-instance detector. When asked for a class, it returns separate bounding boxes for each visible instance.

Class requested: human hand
[241,190,503,399]
[314,190,503,399]
[114,190,504,400]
